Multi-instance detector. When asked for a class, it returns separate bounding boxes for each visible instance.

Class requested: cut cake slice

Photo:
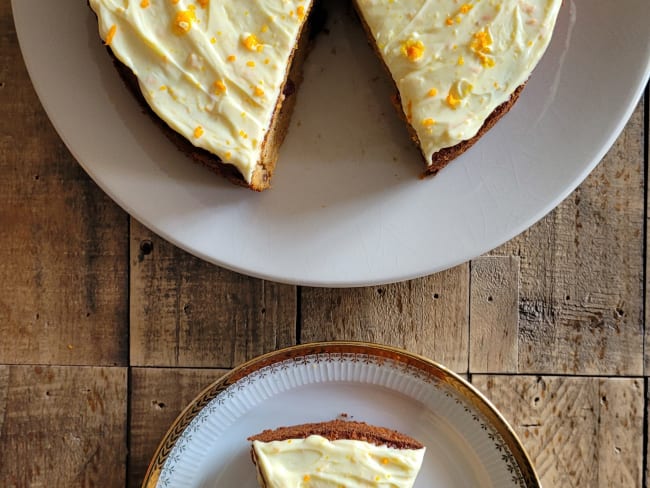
[249,420,426,487]
[89,0,314,191]
[354,0,563,175]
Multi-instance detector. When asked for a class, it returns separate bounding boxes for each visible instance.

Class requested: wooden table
[1,3,648,486]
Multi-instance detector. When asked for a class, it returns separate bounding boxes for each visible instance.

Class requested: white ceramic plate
[142,343,538,488]
[13,1,650,286]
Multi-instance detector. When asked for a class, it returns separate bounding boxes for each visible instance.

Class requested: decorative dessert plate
[12,0,650,286]
[141,342,538,488]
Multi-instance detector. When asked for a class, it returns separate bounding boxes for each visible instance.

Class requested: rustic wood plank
[0,365,127,487]
[301,264,469,373]
[645,88,650,376]
[469,256,519,373]
[129,367,228,488]
[473,375,643,487]
[491,101,645,375]
[130,219,297,367]
[0,4,129,366]
[646,378,649,488]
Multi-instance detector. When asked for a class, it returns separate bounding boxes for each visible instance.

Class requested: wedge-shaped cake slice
[354,0,563,175]
[249,420,426,487]
[89,0,313,191]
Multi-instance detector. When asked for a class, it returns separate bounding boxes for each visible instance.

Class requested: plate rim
[140,341,541,488]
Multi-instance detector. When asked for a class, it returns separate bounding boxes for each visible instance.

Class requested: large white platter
[142,343,539,487]
[13,0,650,286]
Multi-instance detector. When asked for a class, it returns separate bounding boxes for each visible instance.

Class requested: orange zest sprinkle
[105,25,117,45]
[172,8,196,35]
[197,0,209,8]
[471,28,495,67]
[381,458,390,465]
[445,17,454,26]
[261,24,269,33]
[254,87,265,97]
[243,34,263,52]
[227,55,236,62]
[427,88,438,97]
[213,80,227,94]
[193,126,204,138]
[422,118,436,127]
[457,55,465,65]
[246,60,256,67]
[446,92,461,109]
[297,6,305,20]
[460,3,473,14]
[224,151,232,160]
[401,39,424,61]
[239,130,248,138]
[140,0,150,8]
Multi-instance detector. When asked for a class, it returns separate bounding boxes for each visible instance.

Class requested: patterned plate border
[141,342,540,487]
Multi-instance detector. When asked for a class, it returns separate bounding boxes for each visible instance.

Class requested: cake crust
[248,420,424,450]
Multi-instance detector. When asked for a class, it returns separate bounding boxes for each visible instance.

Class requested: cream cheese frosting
[252,435,426,487]
[89,0,312,183]
[355,0,562,163]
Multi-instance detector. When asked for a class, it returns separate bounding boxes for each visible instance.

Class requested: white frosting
[252,436,426,487]
[89,0,312,183]
[355,0,563,162]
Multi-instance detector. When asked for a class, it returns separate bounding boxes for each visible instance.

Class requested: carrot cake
[249,420,426,487]
[89,0,562,188]
[354,0,563,175]
[88,0,314,191]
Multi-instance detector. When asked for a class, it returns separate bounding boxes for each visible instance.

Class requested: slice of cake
[249,420,426,487]
[354,0,563,175]
[89,0,314,191]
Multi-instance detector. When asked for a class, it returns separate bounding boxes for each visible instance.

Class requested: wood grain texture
[128,367,228,487]
[645,89,650,375]
[300,264,469,372]
[473,375,643,488]
[491,102,645,375]
[0,4,129,366]
[0,365,127,487]
[469,256,519,373]
[130,219,297,367]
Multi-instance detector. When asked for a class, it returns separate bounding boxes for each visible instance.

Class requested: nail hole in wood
[487,296,493,302]
[140,240,154,255]
[433,293,439,299]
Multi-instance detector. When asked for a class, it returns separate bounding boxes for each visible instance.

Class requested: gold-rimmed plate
[142,342,538,487]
